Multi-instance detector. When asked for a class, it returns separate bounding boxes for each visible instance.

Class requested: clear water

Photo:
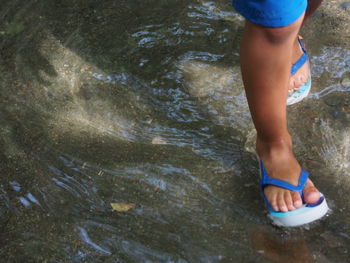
[0,0,349,262]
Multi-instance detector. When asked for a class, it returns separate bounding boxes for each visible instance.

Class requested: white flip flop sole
[268,194,329,227]
[287,77,311,105]
[258,157,329,227]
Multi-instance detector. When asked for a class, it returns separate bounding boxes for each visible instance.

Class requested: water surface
[0,0,350,262]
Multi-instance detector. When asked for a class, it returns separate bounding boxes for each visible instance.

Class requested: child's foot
[257,136,320,212]
[288,37,310,92]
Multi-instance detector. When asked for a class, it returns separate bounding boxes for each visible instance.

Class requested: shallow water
[0,0,350,262]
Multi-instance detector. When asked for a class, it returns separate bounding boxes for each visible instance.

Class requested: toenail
[294,200,302,206]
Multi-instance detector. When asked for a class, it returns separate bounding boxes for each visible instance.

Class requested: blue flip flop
[287,36,311,106]
[260,160,329,227]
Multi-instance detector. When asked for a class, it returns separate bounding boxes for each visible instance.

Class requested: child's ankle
[256,134,293,157]
[256,133,292,146]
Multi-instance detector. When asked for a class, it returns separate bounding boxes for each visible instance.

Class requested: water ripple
[310,83,350,99]
[187,2,242,21]
[312,46,350,78]
[78,226,112,255]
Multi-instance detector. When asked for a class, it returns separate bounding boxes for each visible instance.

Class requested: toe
[284,191,295,211]
[277,192,288,212]
[299,75,304,84]
[289,79,296,92]
[295,77,303,89]
[303,179,320,204]
[269,193,279,212]
[300,75,308,86]
[291,191,303,208]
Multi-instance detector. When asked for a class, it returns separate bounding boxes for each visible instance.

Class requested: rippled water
[0,0,350,262]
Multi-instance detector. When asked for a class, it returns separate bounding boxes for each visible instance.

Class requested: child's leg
[240,14,320,212]
[304,0,323,23]
[289,0,324,91]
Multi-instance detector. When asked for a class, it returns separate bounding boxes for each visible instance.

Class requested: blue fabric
[232,0,308,27]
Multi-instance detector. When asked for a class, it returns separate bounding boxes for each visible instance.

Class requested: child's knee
[248,14,304,45]
[263,26,299,44]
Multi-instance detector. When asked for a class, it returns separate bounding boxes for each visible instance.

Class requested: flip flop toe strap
[291,36,308,75]
[260,161,309,193]
[260,161,310,212]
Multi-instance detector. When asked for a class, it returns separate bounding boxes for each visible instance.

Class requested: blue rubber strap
[291,37,308,75]
[260,161,309,193]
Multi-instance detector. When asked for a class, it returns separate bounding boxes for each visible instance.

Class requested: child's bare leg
[289,0,323,91]
[304,0,323,23]
[240,14,320,212]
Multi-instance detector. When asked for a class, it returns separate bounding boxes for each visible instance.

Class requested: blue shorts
[232,0,307,27]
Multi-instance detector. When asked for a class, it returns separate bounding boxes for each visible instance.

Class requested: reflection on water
[0,0,350,262]
[310,46,350,98]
